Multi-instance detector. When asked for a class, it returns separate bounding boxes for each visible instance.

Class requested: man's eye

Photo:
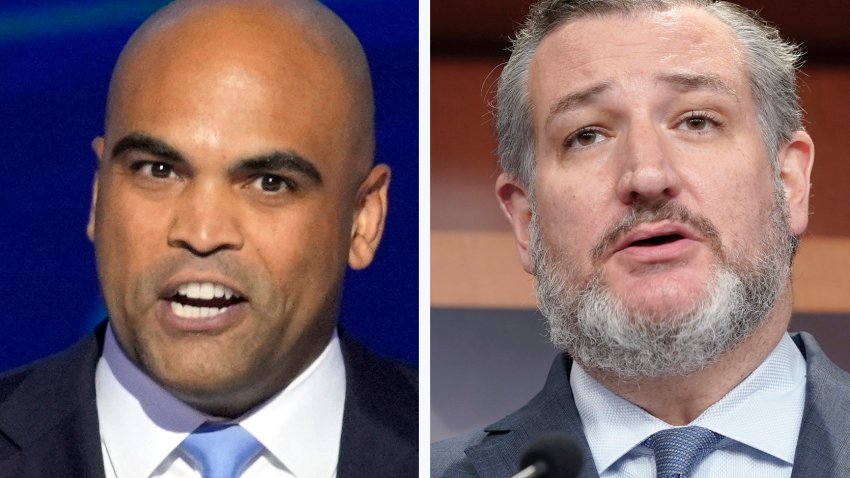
[134,161,176,179]
[251,174,294,193]
[685,117,708,130]
[677,112,721,133]
[565,128,605,149]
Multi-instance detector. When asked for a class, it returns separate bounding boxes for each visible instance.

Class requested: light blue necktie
[179,423,264,478]
[644,426,723,478]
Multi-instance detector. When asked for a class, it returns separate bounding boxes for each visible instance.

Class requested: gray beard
[530,189,796,378]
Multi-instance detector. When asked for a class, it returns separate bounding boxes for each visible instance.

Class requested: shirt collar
[694,332,806,462]
[572,332,806,474]
[240,329,345,478]
[95,324,346,478]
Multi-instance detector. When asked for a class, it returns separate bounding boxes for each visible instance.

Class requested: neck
[583,289,793,425]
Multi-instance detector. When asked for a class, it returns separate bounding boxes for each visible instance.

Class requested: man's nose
[167,179,244,256]
[615,119,683,205]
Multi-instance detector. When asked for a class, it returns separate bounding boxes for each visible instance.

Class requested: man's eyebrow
[657,72,739,101]
[110,132,186,163]
[111,133,322,184]
[546,82,611,128]
[230,152,323,185]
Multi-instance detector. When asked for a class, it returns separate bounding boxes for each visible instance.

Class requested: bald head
[105,0,374,170]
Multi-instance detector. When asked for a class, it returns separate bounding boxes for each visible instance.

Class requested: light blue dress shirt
[571,333,807,477]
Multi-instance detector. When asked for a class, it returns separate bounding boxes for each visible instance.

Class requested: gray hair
[496,0,803,187]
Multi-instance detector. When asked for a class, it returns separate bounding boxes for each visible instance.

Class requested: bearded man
[432,1,850,477]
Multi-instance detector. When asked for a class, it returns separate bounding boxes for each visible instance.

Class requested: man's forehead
[108,3,342,128]
[529,7,747,102]
[115,4,341,90]
[126,0,346,56]
[105,0,374,175]
[543,72,741,128]
[115,0,371,96]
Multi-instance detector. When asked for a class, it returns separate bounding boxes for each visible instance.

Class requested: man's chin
[139,347,255,397]
[153,365,270,416]
[606,280,709,323]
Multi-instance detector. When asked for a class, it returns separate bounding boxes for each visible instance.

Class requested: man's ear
[778,130,814,236]
[348,164,390,270]
[87,137,105,242]
[496,173,534,275]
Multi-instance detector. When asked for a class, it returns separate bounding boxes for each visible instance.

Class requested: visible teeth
[171,301,228,319]
[176,282,239,300]
[199,282,215,300]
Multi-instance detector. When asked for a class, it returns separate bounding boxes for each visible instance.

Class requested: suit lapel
[0,325,106,478]
[337,334,417,478]
[464,354,599,478]
[791,332,850,478]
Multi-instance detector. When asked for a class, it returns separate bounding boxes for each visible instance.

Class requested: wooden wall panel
[799,65,850,236]
[431,58,504,231]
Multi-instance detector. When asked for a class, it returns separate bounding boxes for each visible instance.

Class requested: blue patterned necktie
[643,426,722,478]
[179,423,264,478]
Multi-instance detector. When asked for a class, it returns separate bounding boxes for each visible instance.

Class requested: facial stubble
[531,188,795,378]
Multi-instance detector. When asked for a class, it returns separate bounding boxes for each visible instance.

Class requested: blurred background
[0,0,418,371]
[432,0,850,442]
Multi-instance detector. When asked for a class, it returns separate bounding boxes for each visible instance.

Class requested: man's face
[88,9,384,415]
[498,8,812,374]
[526,8,799,315]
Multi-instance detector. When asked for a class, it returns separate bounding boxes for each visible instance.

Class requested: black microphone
[512,434,583,478]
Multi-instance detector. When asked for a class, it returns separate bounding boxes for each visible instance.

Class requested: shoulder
[790,331,850,476]
[336,333,418,476]
[0,329,104,477]
[339,333,417,416]
[430,429,489,477]
[429,353,593,478]
[0,329,102,403]
[794,331,850,410]
[792,331,850,389]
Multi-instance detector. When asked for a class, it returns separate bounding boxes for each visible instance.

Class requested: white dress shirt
[572,332,807,477]
[95,324,346,478]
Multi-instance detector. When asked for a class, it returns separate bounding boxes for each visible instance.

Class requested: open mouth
[169,282,246,319]
[626,233,686,248]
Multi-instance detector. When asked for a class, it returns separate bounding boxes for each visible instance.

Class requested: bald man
[0,1,416,477]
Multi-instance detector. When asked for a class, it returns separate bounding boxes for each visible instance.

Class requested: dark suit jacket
[0,323,418,477]
[431,332,850,478]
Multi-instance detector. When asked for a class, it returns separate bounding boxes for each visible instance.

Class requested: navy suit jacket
[432,332,850,477]
[0,323,418,477]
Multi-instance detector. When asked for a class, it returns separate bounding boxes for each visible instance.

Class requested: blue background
[0,0,418,371]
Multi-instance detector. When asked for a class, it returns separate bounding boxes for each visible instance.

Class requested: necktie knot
[179,423,264,478]
[644,426,722,478]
